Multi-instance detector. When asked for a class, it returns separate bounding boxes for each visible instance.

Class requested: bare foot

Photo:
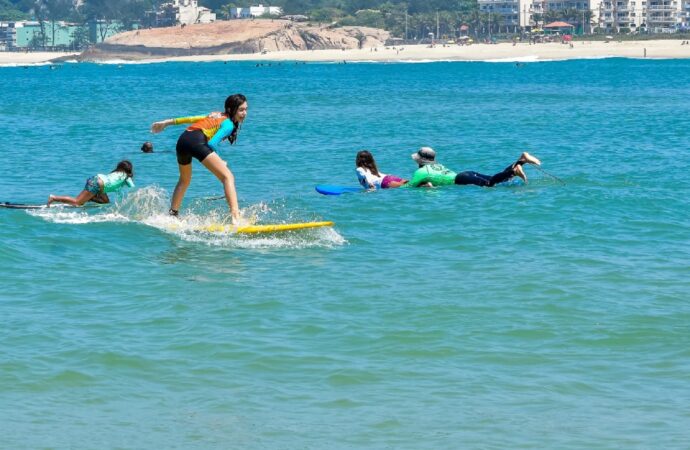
[519,152,541,166]
[514,164,528,183]
[47,195,54,207]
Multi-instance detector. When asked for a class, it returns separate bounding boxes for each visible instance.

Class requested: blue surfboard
[315,185,365,196]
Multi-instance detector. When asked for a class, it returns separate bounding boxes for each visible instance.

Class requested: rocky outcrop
[77,20,389,61]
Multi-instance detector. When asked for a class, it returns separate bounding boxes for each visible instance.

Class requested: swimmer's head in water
[141,141,154,153]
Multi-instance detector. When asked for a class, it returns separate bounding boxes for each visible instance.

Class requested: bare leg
[513,164,527,183]
[201,153,240,223]
[517,152,541,166]
[47,190,95,207]
[90,192,110,204]
[386,180,408,188]
[170,163,192,213]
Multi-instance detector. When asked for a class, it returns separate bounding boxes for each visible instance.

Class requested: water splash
[32,185,344,249]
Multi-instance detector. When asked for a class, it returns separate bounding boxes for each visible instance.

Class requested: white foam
[34,185,345,249]
[485,55,541,63]
[30,208,129,224]
[0,61,53,68]
[96,59,163,66]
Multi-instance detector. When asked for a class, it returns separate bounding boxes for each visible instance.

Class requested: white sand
[1,40,689,65]
[0,51,78,65]
[159,40,689,63]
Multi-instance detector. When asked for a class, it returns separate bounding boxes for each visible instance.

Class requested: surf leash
[533,166,566,186]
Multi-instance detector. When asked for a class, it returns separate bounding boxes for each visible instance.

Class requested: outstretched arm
[150,114,212,134]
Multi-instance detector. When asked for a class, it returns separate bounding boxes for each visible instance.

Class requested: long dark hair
[112,160,134,178]
[224,93,247,145]
[355,150,380,177]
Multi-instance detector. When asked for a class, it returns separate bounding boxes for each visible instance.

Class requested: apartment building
[479,0,684,32]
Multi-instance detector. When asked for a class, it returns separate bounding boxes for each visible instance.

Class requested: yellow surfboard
[201,221,334,234]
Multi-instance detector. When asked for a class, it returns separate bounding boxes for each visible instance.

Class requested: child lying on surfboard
[47,160,134,207]
[355,150,408,189]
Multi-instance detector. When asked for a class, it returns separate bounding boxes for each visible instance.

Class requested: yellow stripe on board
[202,221,334,234]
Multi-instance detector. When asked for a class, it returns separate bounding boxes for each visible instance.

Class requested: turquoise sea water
[1,58,689,448]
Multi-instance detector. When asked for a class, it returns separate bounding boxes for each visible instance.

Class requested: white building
[683,0,690,28]
[229,5,283,19]
[478,0,684,32]
[161,0,216,25]
[478,0,603,31]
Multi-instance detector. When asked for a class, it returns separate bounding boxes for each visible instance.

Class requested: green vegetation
[2,0,674,41]
[1,0,155,24]
[1,0,483,40]
[242,0,481,39]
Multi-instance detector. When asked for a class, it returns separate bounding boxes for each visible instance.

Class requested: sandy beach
[0,51,78,65]
[1,40,689,65]
[160,39,690,63]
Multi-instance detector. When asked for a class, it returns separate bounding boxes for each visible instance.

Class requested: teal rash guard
[98,172,134,193]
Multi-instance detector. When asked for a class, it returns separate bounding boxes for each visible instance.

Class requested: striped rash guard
[172,115,236,152]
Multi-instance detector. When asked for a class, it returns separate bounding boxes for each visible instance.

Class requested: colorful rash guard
[172,115,236,152]
[97,172,134,193]
[406,163,457,187]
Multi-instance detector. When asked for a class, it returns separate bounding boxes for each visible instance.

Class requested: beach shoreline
[0,51,79,65]
[2,39,690,65]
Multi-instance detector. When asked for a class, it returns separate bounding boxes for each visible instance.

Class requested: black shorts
[176,129,214,165]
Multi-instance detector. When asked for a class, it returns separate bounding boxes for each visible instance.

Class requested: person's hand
[151,121,168,133]
[207,111,224,119]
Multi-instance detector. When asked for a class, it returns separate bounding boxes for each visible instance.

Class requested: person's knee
[217,168,235,186]
[220,172,235,186]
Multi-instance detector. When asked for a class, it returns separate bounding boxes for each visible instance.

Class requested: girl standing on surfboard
[150,94,248,225]
[47,160,134,207]
[356,150,408,189]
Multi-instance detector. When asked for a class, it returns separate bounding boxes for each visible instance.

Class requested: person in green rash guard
[406,147,541,188]
[47,160,134,207]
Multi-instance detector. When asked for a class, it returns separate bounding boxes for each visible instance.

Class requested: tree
[82,0,121,41]
[43,0,73,47]
[119,0,148,30]
[218,3,236,19]
[353,9,384,28]
[310,7,342,22]
[70,23,90,49]
[26,1,48,47]
[0,0,29,20]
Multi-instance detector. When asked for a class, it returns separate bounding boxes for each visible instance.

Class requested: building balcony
[600,7,629,12]
[646,5,677,10]
[647,15,679,21]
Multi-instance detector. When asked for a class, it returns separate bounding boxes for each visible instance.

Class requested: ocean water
[1,58,689,449]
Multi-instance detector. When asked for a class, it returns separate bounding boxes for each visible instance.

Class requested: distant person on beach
[355,150,408,189]
[406,147,541,188]
[141,141,154,153]
[150,94,248,223]
[47,160,134,207]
